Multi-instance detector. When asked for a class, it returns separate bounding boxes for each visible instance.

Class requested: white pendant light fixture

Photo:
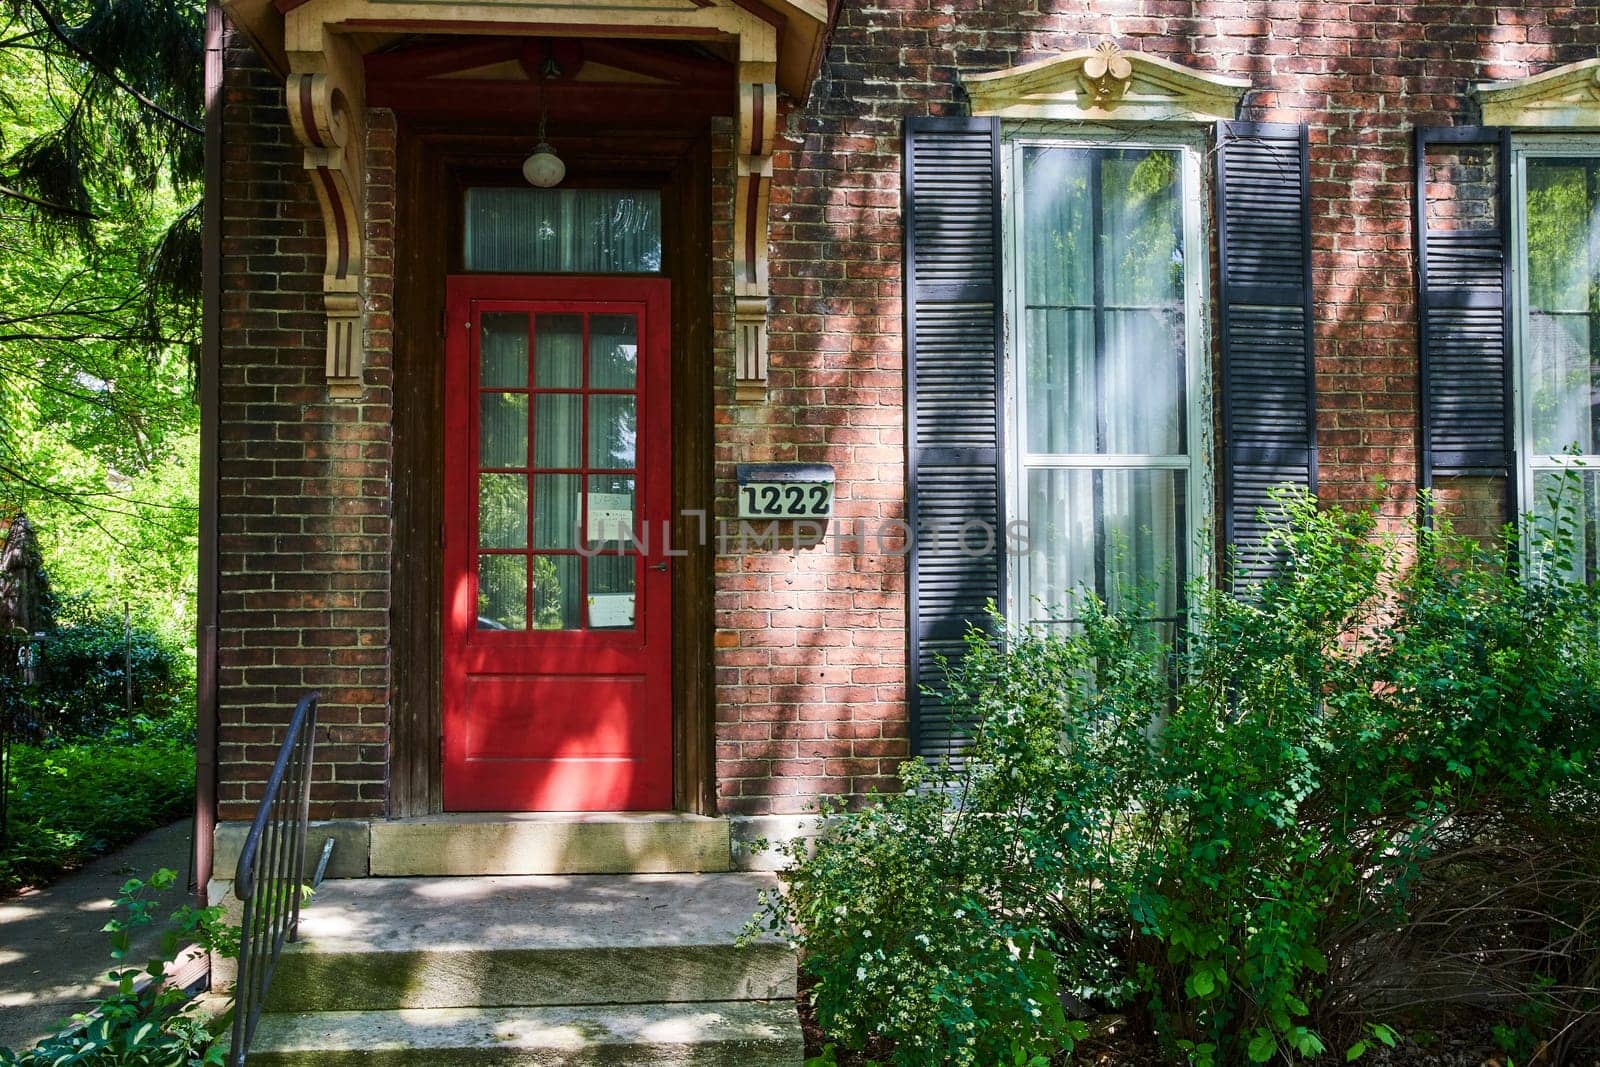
[523,54,565,188]
[522,140,565,188]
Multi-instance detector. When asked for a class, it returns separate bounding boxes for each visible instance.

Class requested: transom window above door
[464,188,662,274]
[1005,136,1208,626]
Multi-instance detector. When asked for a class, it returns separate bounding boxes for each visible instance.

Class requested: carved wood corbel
[734,75,777,399]
[285,32,367,400]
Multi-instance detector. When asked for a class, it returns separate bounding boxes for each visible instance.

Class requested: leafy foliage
[13,595,195,740]
[0,0,202,636]
[0,738,194,893]
[755,488,1600,1065]
[0,867,234,1066]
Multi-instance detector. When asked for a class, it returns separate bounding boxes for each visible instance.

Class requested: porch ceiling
[359,35,738,123]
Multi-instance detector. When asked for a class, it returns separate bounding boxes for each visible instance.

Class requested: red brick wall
[712,114,911,816]
[215,40,395,820]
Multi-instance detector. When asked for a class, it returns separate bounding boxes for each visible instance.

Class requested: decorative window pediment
[964,42,1249,124]
[1475,58,1600,128]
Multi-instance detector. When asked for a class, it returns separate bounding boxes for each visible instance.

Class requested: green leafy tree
[0,0,203,636]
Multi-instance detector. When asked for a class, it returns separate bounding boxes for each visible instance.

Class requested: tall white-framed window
[1511,137,1600,580]
[1002,127,1211,625]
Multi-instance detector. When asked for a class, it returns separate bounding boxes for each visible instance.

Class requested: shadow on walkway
[0,820,192,1050]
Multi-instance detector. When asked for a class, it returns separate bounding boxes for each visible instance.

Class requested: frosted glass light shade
[522,143,566,188]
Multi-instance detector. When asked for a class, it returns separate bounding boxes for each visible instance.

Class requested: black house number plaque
[735,463,835,519]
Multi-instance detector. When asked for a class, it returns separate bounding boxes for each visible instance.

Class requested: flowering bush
[753,487,1600,1065]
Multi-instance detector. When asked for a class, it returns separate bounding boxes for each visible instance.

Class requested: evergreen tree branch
[24,0,201,135]
[0,180,97,218]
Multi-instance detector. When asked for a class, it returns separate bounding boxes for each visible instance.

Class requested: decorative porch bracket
[285,28,367,400]
[734,74,777,399]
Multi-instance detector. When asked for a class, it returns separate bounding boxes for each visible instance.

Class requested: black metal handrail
[229,691,319,1067]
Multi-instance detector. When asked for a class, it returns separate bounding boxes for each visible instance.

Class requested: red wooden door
[443,276,672,811]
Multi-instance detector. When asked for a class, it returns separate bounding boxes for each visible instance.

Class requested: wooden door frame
[390,120,715,816]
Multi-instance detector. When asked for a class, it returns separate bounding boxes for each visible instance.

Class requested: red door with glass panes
[443,277,671,811]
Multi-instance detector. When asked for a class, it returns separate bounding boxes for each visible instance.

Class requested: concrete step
[369,813,732,876]
[265,874,794,1012]
[246,1001,804,1066]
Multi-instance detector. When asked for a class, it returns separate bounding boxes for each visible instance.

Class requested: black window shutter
[904,116,1003,763]
[1415,127,1513,500]
[1216,121,1318,588]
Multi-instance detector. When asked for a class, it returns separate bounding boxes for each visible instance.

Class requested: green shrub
[0,867,237,1067]
[14,597,194,742]
[0,740,195,893]
[755,488,1600,1065]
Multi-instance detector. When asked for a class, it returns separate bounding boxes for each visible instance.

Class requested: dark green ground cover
[1,740,194,895]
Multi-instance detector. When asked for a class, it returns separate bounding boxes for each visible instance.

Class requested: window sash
[1002,131,1210,624]
[1511,138,1600,555]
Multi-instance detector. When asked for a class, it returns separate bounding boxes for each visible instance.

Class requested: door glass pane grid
[475,308,643,631]
[1015,143,1194,626]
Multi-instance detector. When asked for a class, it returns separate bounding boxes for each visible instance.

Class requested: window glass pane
[1025,309,1095,453]
[534,395,582,468]
[590,314,639,389]
[1101,152,1182,307]
[464,188,662,273]
[1104,310,1184,454]
[477,555,527,630]
[589,395,637,469]
[1021,146,1186,456]
[587,555,637,630]
[532,474,580,549]
[535,315,583,388]
[531,555,581,630]
[1022,148,1094,307]
[478,474,527,548]
[480,394,528,468]
[1025,469,1185,621]
[1530,468,1600,583]
[480,313,528,387]
[1525,158,1600,455]
[586,474,636,547]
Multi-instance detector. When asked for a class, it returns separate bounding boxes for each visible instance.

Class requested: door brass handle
[649,562,669,572]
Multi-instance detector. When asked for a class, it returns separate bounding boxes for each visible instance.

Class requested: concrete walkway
[0,820,193,1051]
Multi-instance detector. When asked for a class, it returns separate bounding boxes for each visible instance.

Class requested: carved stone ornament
[964,41,1249,124]
[1475,57,1600,128]
[1080,40,1133,105]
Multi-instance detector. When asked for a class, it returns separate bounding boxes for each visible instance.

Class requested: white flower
[856,966,867,981]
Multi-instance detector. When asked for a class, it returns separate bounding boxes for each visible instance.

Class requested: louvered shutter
[904,116,1003,763]
[1216,121,1318,588]
[1415,127,1513,497]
